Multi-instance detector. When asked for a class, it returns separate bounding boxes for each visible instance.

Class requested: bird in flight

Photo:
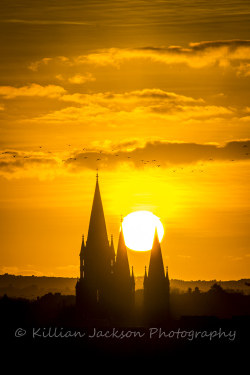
[157,165,161,167]
[96,158,101,161]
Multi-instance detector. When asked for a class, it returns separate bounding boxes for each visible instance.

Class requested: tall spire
[147,227,165,283]
[144,227,169,320]
[86,175,109,249]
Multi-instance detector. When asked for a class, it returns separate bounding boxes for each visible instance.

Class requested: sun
[122,211,164,251]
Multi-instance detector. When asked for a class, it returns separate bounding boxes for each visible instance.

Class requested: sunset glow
[0,1,250,281]
[122,211,164,251]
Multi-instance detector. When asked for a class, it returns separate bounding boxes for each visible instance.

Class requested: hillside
[0,274,249,299]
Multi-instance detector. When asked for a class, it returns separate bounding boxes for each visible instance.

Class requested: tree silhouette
[209,283,224,293]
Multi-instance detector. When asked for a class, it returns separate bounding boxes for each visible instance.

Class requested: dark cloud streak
[70,139,250,171]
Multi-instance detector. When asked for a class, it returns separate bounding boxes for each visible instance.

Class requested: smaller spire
[96,168,99,181]
[166,265,170,289]
[110,234,114,247]
[80,234,85,256]
[131,266,135,285]
[110,233,115,258]
[143,266,147,289]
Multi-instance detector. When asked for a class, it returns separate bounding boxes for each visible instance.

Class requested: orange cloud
[28,57,52,71]
[61,40,250,69]
[21,89,231,125]
[0,83,66,99]
[236,62,250,77]
[1,139,249,179]
[68,72,96,84]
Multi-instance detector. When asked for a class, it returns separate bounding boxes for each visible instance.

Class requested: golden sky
[1,1,250,281]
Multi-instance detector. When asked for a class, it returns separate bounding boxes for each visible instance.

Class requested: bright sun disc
[122,211,164,251]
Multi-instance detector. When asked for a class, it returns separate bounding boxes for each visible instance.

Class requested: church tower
[144,227,170,322]
[75,173,115,318]
[75,174,135,323]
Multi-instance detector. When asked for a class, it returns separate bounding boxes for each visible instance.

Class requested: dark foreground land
[1,284,249,363]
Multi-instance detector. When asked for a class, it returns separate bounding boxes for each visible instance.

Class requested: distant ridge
[0,274,249,299]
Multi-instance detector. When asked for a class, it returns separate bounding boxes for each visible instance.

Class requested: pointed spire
[82,234,85,245]
[166,266,170,288]
[147,227,165,283]
[143,266,147,289]
[110,234,115,258]
[115,221,130,279]
[86,175,109,249]
[80,234,85,255]
[131,266,135,285]
[166,266,169,278]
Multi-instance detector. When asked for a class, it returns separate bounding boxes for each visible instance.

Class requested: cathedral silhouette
[75,173,170,324]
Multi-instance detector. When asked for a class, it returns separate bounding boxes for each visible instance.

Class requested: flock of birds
[61,143,249,173]
[1,143,249,173]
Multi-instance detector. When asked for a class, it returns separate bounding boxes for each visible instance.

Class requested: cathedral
[75,173,170,324]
